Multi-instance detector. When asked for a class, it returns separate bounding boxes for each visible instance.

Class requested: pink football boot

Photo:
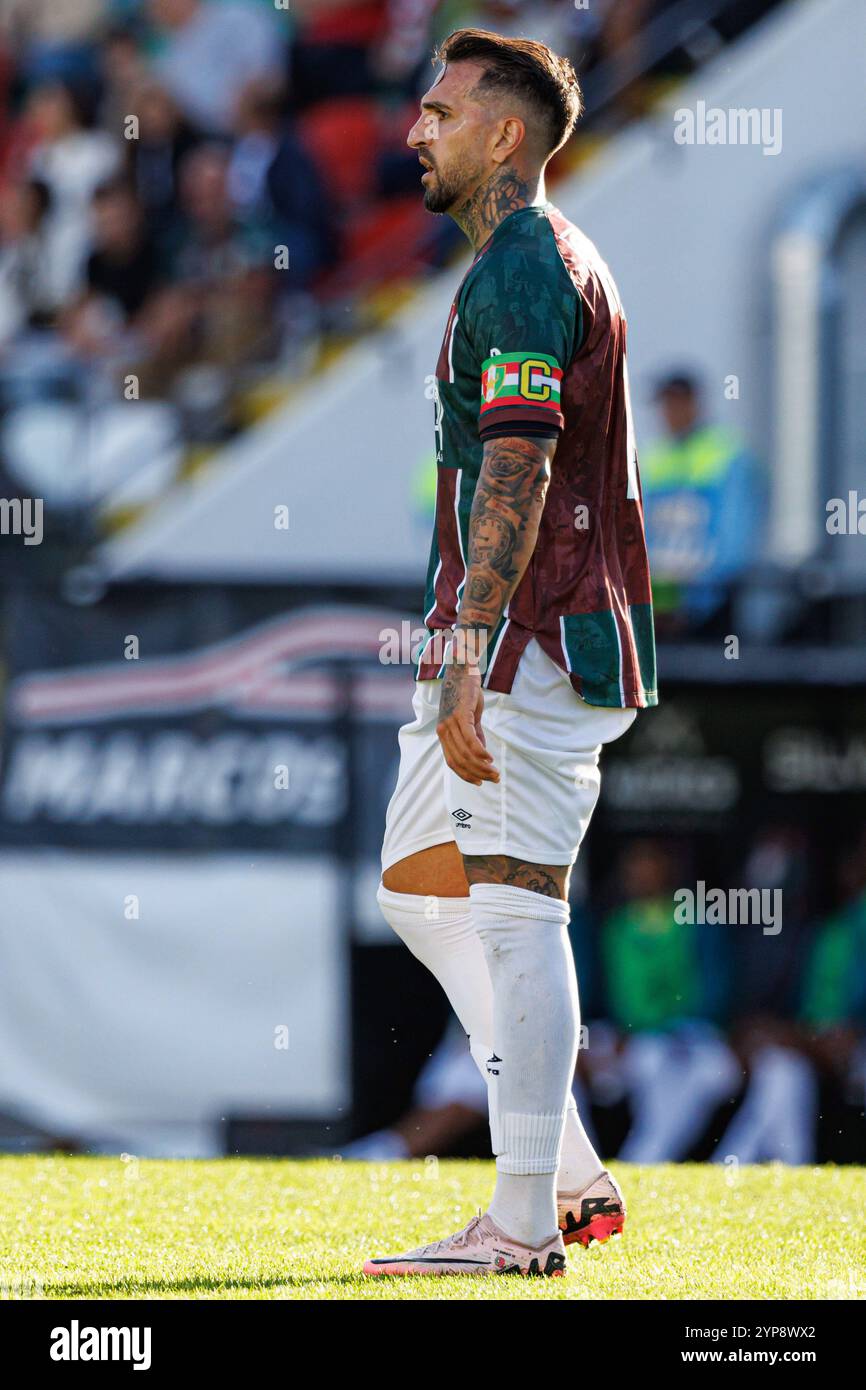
[363,1212,566,1277]
[558,1169,626,1248]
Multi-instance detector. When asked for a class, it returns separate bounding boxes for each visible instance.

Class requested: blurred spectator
[731,826,814,1018]
[0,171,183,523]
[709,828,821,1165]
[798,833,866,1139]
[99,24,155,137]
[0,1,108,87]
[601,841,729,1033]
[641,371,764,634]
[599,840,741,1162]
[801,833,866,1034]
[24,78,120,306]
[149,0,286,135]
[171,141,276,327]
[0,177,54,344]
[229,78,335,291]
[61,175,166,360]
[122,80,202,238]
[119,141,282,422]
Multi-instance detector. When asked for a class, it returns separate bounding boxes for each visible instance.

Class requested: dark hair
[653,371,701,400]
[44,77,100,131]
[25,178,52,219]
[434,28,583,157]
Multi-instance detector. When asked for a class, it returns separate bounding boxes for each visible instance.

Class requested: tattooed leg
[463,853,570,901]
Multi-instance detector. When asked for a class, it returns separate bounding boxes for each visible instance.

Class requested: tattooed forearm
[454,435,556,652]
[453,165,535,249]
[435,434,553,790]
[439,664,470,719]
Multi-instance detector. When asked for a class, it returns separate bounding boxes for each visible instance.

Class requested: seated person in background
[641,371,763,635]
[600,839,741,1162]
[25,77,120,308]
[59,176,198,408]
[230,78,336,292]
[711,827,819,1166]
[0,179,55,346]
[122,80,203,241]
[61,176,166,361]
[57,145,282,406]
[165,142,281,377]
[798,834,866,1134]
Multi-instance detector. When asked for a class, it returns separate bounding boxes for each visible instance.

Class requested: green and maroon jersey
[415,202,657,709]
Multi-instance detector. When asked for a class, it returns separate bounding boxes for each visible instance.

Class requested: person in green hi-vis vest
[411,448,439,526]
[641,371,764,632]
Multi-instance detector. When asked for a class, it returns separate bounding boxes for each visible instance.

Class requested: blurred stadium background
[0,0,863,1170]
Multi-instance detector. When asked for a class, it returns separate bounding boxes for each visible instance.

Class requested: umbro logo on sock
[486,1052,502,1075]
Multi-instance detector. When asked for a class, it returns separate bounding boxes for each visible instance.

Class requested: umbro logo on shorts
[451,807,472,830]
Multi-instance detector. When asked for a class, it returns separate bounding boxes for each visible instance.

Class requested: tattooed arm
[436,434,557,785]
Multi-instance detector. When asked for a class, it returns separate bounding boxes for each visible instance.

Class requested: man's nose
[407,118,425,150]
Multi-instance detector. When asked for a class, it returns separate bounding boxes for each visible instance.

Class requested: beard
[422,167,463,214]
[421,151,486,215]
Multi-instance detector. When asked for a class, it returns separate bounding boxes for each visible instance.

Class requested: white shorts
[381,638,637,871]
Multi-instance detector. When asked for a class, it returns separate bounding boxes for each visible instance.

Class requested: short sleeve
[461,233,580,442]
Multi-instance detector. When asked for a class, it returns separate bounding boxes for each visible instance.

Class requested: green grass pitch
[1,1157,863,1300]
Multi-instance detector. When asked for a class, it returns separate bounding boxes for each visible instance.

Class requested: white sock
[471,883,579,1247]
[376,883,496,1098]
[376,883,603,1199]
[558,1096,604,1193]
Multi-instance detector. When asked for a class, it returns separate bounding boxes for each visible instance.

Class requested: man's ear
[491,115,526,165]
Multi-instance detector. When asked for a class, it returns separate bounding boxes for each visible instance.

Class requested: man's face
[623,844,670,900]
[407,62,496,214]
[181,150,230,227]
[658,387,700,437]
[94,192,140,250]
